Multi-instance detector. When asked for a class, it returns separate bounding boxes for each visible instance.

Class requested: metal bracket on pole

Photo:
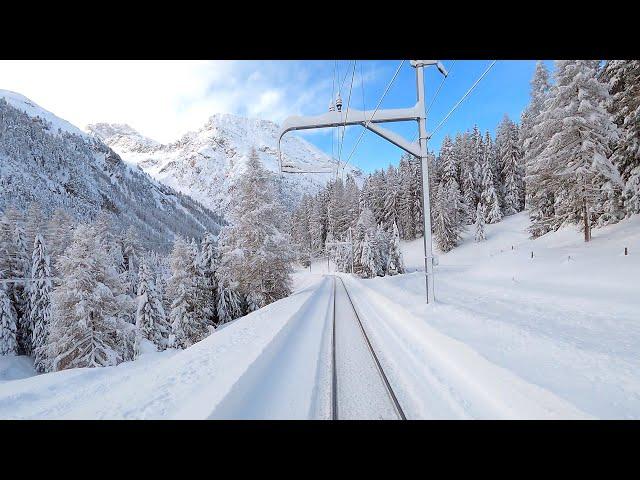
[277,104,422,173]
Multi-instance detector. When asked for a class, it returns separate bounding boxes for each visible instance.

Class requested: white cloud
[0,60,363,144]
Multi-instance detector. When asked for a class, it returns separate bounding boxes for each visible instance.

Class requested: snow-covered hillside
[0,90,223,248]
[87,114,362,213]
[388,212,640,418]
[2,211,638,419]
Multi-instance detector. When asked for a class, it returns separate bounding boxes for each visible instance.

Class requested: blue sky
[0,60,554,174]
[289,60,554,173]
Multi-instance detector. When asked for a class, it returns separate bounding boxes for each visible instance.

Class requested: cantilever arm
[278,103,424,172]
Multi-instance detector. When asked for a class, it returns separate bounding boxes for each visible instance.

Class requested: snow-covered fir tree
[386,222,404,275]
[29,234,52,372]
[0,285,18,356]
[218,148,293,311]
[166,237,208,349]
[601,60,640,216]
[135,257,170,352]
[496,114,524,215]
[474,203,486,242]
[522,61,555,238]
[48,224,133,371]
[196,231,219,326]
[535,60,621,241]
[479,151,503,224]
[433,181,462,252]
[359,231,378,278]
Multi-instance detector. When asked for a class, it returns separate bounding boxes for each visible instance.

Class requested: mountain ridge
[87,113,363,213]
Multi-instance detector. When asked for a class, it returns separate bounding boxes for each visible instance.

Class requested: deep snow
[0,212,638,419]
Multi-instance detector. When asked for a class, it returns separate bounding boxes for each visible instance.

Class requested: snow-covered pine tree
[352,207,375,277]
[496,114,523,215]
[438,136,465,226]
[383,166,400,232]
[359,231,377,278]
[536,60,621,241]
[410,156,424,237]
[386,222,405,275]
[479,150,503,224]
[522,61,555,238]
[474,203,486,242]
[166,237,207,349]
[197,231,219,326]
[433,181,462,252]
[215,261,244,325]
[397,154,416,240]
[48,224,130,370]
[309,189,328,256]
[119,225,141,296]
[135,257,170,352]
[29,234,52,372]
[218,148,293,311]
[344,174,361,231]
[601,60,640,216]
[374,224,389,276]
[0,285,18,356]
[457,133,479,223]
[291,194,313,267]
[0,207,32,355]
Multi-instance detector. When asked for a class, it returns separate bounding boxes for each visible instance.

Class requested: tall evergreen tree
[433,182,462,252]
[496,114,523,215]
[29,234,52,372]
[0,285,18,356]
[48,224,132,370]
[218,148,293,311]
[167,237,207,349]
[522,61,555,238]
[474,203,486,242]
[535,60,621,241]
[135,257,170,352]
[601,60,640,216]
[479,153,503,224]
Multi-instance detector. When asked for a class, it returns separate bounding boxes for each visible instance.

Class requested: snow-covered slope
[385,213,639,418]
[2,212,638,419]
[0,90,222,248]
[87,114,362,213]
[0,90,88,138]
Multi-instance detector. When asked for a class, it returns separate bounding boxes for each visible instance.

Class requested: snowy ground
[357,212,640,419]
[1,212,638,419]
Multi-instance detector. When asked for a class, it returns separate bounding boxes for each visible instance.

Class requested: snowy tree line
[297,60,640,258]
[291,169,409,278]
[0,148,294,371]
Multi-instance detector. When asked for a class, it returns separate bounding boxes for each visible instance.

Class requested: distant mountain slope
[88,114,362,213]
[0,90,223,250]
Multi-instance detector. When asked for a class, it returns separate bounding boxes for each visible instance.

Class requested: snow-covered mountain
[87,114,362,213]
[0,90,223,250]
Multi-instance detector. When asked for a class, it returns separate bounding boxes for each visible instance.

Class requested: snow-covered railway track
[331,276,406,420]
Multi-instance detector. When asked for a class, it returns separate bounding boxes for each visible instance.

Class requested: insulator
[335,93,342,112]
[329,99,335,112]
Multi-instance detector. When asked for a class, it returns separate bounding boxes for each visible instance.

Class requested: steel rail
[331,276,338,420]
[334,276,406,420]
